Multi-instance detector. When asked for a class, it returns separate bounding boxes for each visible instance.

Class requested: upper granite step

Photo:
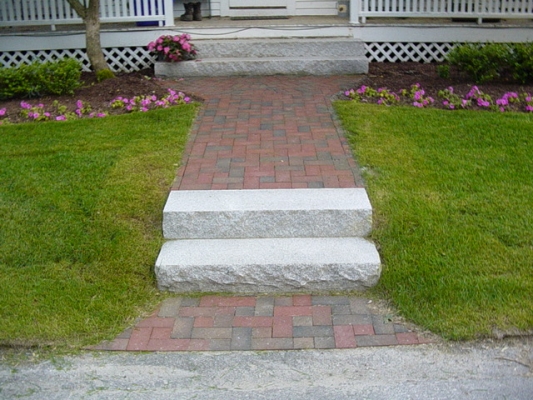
[193,38,366,59]
[163,188,373,239]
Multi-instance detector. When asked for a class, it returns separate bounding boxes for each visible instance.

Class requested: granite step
[193,38,366,59]
[154,38,368,77]
[155,236,381,294]
[162,188,373,239]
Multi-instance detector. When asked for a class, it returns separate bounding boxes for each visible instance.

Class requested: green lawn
[0,106,196,348]
[334,102,533,340]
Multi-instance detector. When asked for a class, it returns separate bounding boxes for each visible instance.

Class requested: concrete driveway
[1,338,531,399]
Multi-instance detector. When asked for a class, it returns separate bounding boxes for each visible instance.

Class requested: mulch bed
[1,63,533,124]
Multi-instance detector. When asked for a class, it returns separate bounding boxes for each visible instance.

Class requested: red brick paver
[158,76,365,191]
[91,295,434,352]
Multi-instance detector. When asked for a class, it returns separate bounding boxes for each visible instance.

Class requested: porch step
[155,237,382,294]
[162,188,373,239]
[154,38,368,77]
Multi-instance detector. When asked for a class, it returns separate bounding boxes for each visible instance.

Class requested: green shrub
[37,58,82,95]
[509,43,533,84]
[0,58,81,100]
[0,64,37,100]
[96,68,115,82]
[445,43,510,83]
[436,64,450,79]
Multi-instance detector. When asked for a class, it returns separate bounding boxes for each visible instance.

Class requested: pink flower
[0,108,6,116]
[56,115,66,121]
[477,98,490,107]
[413,90,425,101]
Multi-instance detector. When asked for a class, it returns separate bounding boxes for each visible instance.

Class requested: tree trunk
[66,0,114,78]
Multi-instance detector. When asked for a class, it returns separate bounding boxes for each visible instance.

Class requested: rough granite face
[162,188,373,239]
[155,58,369,77]
[194,38,367,59]
[155,237,381,294]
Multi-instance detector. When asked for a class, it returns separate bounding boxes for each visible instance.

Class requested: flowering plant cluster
[0,89,191,125]
[400,83,435,108]
[147,34,197,62]
[110,89,190,112]
[14,100,102,123]
[345,85,400,106]
[345,84,533,113]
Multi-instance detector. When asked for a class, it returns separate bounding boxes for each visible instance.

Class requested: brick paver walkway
[158,75,366,190]
[91,295,432,351]
[93,76,433,352]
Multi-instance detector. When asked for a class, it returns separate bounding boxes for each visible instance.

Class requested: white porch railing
[0,0,175,30]
[350,0,533,24]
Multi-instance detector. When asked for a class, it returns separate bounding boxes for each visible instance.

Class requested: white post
[164,0,175,26]
[350,0,361,24]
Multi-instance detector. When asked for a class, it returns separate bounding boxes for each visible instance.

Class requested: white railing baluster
[121,0,129,17]
[0,1,8,22]
[14,1,23,22]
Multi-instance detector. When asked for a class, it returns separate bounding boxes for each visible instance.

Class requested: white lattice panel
[0,47,156,72]
[103,47,155,72]
[365,42,455,63]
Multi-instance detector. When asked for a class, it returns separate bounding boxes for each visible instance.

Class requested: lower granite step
[155,237,381,294]
[155,57,368,77]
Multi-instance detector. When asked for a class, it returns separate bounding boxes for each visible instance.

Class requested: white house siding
[295,1,338,16]
[174,0,337,17]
